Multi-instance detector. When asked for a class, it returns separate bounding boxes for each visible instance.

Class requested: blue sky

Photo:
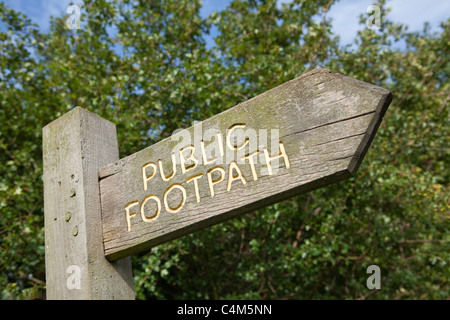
[2,0,449,47]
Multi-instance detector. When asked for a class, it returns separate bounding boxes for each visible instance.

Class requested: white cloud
[328,0,450,46]
[200,0,231,18]
[3,0,84,32]
[388,0,450,31]
[3,0,448,43]
[327,0,374,45]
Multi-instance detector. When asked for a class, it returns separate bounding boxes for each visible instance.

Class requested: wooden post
[43,107,134,300]
[98,68,392,261]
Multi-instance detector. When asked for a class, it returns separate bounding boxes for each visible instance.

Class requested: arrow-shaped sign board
[99,68,392,261]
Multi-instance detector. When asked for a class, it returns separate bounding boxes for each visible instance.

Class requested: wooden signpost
[43,68,392,299]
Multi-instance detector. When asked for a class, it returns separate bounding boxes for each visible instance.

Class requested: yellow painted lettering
[142,162,157,191]
[186,173,203,203]
[158,154,177,181]
[226,124,249,151]
[227,161,247,191]
[241,150,260,181]
[263,141,290,175]
[140,194,161,222]
[125,201,139,232]
[179,145,198,174]
[163,183,187,213]
[206,166,226,198]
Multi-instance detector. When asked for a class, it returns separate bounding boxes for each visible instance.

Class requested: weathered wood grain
[99,68,392,261]
[43,107,135,299]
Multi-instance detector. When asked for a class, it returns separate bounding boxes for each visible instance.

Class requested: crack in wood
[282,111,376,138]
[313,132,367,147]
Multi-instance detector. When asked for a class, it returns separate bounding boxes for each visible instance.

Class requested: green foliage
[0,0,448,299]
